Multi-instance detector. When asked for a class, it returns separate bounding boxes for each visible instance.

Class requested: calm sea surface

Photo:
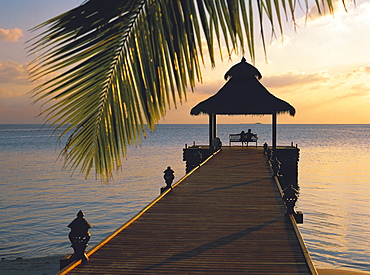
[0,124,369,271]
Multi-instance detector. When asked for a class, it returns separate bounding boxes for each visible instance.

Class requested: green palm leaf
[28,0,336,180]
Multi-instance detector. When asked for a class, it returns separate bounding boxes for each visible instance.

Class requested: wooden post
[212,115,217,144]
[209,114,212,148]
[209,114,216,149]
[272,112,277,150]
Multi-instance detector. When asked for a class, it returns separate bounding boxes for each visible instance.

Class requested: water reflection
[298,131,370,270]
[1,124,369,272]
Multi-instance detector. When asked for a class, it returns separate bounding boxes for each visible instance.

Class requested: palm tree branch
[28,0,339,180]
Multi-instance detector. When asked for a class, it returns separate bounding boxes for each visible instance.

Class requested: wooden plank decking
[61,147,316,274]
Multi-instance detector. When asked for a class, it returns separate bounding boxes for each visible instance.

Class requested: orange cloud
[195,80,225,95]
[337,83,370,99]
[346,64,370,78]
[0,86,28,99]
[261,70,330,88]
[0,60,29,85]
[0,28,23,42]
[365,65,370,74]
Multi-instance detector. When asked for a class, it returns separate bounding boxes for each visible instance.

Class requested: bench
[229,134,258,147]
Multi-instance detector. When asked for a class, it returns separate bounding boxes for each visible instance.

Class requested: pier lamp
[68,210,92,262]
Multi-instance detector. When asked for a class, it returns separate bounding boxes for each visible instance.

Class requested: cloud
[330,81,346,89]
[0,86,28,99]
[337,83,370,99]
[346,64,370,78]
[0,60,29,85]
[364,65,370,74]
[196,80,225,95]
[0,28,23,42]
[261,70,330,88]
[268,1,369,74]
[269,35,291,49]
[304,0,353,21]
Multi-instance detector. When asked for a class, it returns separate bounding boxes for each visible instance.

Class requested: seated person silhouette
[240,130,247,141]
[240,129,257,146]
[245,129,256,140]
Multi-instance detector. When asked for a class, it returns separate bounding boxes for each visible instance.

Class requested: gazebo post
[212,114,217,143]
[209,114,216,148]
[272,112,277,151]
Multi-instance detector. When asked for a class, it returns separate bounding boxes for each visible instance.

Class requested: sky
[0,0,369,124]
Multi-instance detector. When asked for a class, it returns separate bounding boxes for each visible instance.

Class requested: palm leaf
[28,0,335,180]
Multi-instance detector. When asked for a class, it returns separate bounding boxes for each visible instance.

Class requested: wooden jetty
[59,147,317,274]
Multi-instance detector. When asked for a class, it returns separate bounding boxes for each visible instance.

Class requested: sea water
[0,124,369,271]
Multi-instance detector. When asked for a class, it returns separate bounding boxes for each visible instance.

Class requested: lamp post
[282,185,298,215]
[68,210,92,262]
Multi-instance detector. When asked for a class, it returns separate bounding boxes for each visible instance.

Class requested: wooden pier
[59,147,317,274]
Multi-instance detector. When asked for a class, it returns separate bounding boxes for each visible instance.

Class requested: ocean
[0,124,369,271]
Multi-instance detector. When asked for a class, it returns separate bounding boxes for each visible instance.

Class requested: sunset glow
[0,0,369,124]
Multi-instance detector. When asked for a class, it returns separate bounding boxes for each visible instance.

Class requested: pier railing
[272,174,318,275]
[58,145,317,274]
[265,144,318,275]
[57,149,221,274]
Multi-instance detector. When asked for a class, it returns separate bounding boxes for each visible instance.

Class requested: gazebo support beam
[209,114,216,149]
[272,112,277,150]
[212,115,217,143]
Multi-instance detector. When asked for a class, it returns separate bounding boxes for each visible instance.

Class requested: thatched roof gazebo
[190,57,295,150]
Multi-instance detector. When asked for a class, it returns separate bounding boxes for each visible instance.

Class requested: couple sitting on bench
[240,129,258,146]
[229,129,258,146]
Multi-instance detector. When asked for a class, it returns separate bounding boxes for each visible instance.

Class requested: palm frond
[28,0,336,180]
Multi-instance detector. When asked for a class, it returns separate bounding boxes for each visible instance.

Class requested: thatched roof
[191,58,295,116]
